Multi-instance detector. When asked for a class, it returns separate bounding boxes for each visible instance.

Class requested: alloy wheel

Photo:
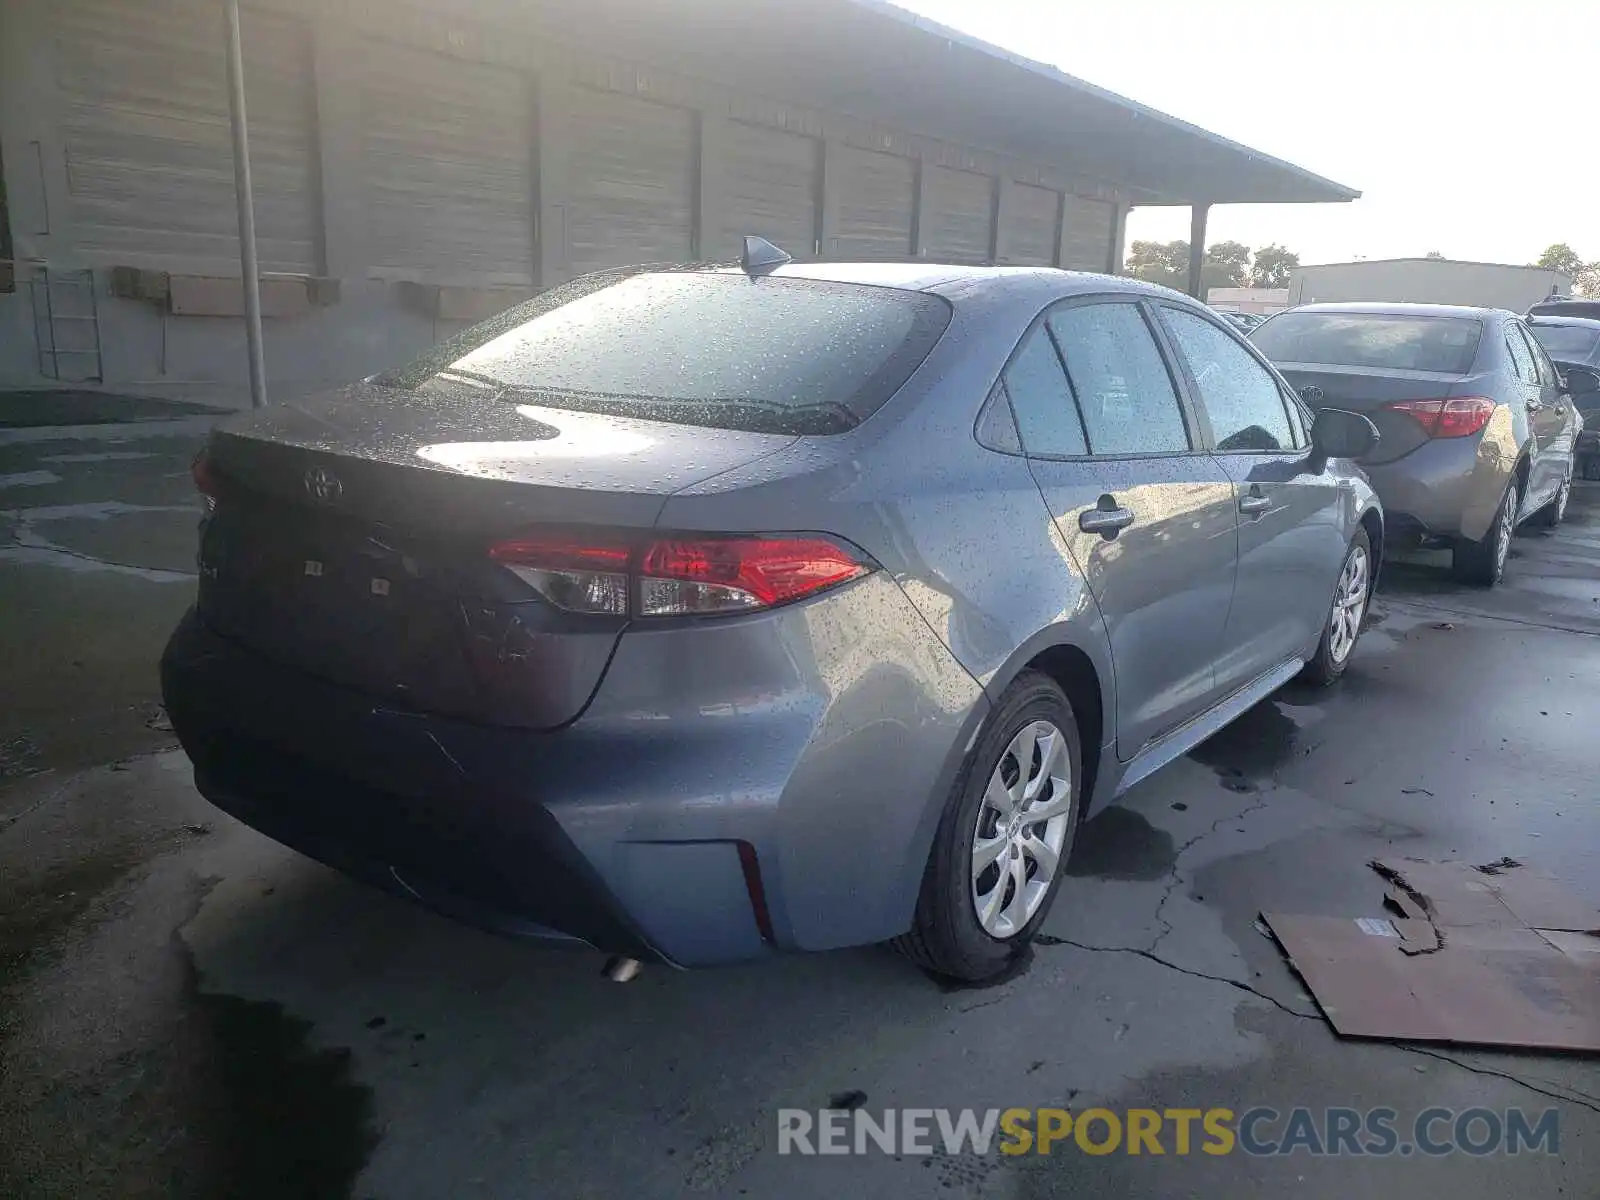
[970,720,1072,939]
[1328,543,1369,665]
[1556,475,1571,523]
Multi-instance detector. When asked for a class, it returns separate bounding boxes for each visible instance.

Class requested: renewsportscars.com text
[777,1106,1560,1158]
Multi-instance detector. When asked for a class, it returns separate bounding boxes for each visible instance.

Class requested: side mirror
[1307,408,1379,472]
[1562,366,1600,396]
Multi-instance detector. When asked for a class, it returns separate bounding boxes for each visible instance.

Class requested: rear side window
[1252,313,1482,374]
[1048,303,1191,455]
[1162,308,1297,452]
[1517,324,1558,386]
[1002,327,1088,457]
[1505,325,1538,383]
[386,273,951,435]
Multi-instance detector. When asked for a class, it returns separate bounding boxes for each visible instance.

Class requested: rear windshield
[1251,313,1482,374]
[1530,324,1600,359]
[378,272,950,435]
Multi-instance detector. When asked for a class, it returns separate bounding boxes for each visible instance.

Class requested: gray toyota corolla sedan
[162,253,1382,982]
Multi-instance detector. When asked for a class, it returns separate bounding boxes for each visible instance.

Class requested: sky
[898,0,1598,268]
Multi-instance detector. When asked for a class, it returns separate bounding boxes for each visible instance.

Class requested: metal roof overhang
[520,0,1360,206]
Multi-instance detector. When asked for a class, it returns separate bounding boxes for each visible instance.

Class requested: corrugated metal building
[0,0,1357,406]
[1289,259,1571,313]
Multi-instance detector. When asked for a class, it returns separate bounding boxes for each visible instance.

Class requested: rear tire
[1301,527,1373,686]
[1452,478,1519,587]
[894,671,1082,983]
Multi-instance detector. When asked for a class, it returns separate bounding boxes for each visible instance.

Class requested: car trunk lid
[197,383,794,729]
[1275,364,1493,464]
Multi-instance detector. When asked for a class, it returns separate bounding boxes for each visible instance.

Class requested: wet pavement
[3,425,1599,1198]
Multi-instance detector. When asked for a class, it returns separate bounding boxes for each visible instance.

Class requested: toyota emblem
[304,466,343,503]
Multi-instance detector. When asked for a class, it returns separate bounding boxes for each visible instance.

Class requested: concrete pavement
[3,428,1599,1198]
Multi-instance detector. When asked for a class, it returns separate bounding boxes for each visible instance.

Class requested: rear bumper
[1362,432,1511,545]
[161,574,984,966]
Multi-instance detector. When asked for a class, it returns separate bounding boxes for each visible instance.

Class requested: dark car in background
[1528,297,1600,323]
[1252,303,1579,585]
[160,259,1383,983]
[1528,315,1600,479]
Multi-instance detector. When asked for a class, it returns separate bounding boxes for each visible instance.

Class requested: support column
[695,108,728,262]
[0,0,72,265]
[1106,201,1130,275]
[818,137,843,259]
[911,158,932,258]
[991,176,1013,265]
[1187,202,1211,299]
[533,74,572,289]
[310,18,366,280]
[224,0,267,409]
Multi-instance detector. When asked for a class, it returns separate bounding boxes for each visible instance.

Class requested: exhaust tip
[602,956,643,983]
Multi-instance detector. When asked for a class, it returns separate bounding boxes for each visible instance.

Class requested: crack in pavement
[1146,793,1274,956]
[1382,595,1600,640]
[1042,937,1600,1117]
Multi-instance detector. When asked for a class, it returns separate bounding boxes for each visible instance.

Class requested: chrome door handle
[1239,493,1271,515]
[1079,505,1135,536]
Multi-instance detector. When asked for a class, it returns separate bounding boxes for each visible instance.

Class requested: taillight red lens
[488,536,631,615]
[485,532,872,617]
[191,448,221,511]
[1384,396,1495,439]
[640,536,870,615]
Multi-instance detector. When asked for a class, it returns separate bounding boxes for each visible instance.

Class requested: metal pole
[224,0,267,408]
[1187,202,1210,300]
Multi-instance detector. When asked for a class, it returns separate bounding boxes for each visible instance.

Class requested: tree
[1531,243,1600,296]
[1124,240,1306,296]
[1124,238,1255,293]
[1205,241,1253,290]
[1424,250,1445,260]
[1125,239,1189,290]
[1250,244,1299,289]
[1535,243,1585,278]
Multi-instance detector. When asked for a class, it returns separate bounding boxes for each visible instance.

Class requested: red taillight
[488,535,631,616]
[640,536,869,615]
[485,532,872,617]
[191,448,221,511]
[1384,396,1495,439]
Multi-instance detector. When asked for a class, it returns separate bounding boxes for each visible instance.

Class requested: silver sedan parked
[162,253,1382,982]
[1253,303,1580,585]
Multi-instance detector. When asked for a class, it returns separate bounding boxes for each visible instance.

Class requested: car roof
[1528,313,1600,331]
[726,260,1189,303]
[1283,301,1505,320]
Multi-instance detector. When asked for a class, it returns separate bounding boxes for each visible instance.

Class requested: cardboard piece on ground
[1263,859,1600,1052]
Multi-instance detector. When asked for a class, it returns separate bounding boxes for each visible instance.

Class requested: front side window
[1162,307,1296,453]
[1046,303,1191,455]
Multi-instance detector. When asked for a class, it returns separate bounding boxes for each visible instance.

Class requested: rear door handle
[1079,503,1135,537]
[1239,492,1271,516]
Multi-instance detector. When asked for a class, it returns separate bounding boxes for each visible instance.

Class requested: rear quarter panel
[657,287,1116,936]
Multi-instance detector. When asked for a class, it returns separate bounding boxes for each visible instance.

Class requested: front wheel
[1301,528,1373,686]
[1452,477,1519,587]
[894,671,1082,983]
[1533,466,1572,529]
